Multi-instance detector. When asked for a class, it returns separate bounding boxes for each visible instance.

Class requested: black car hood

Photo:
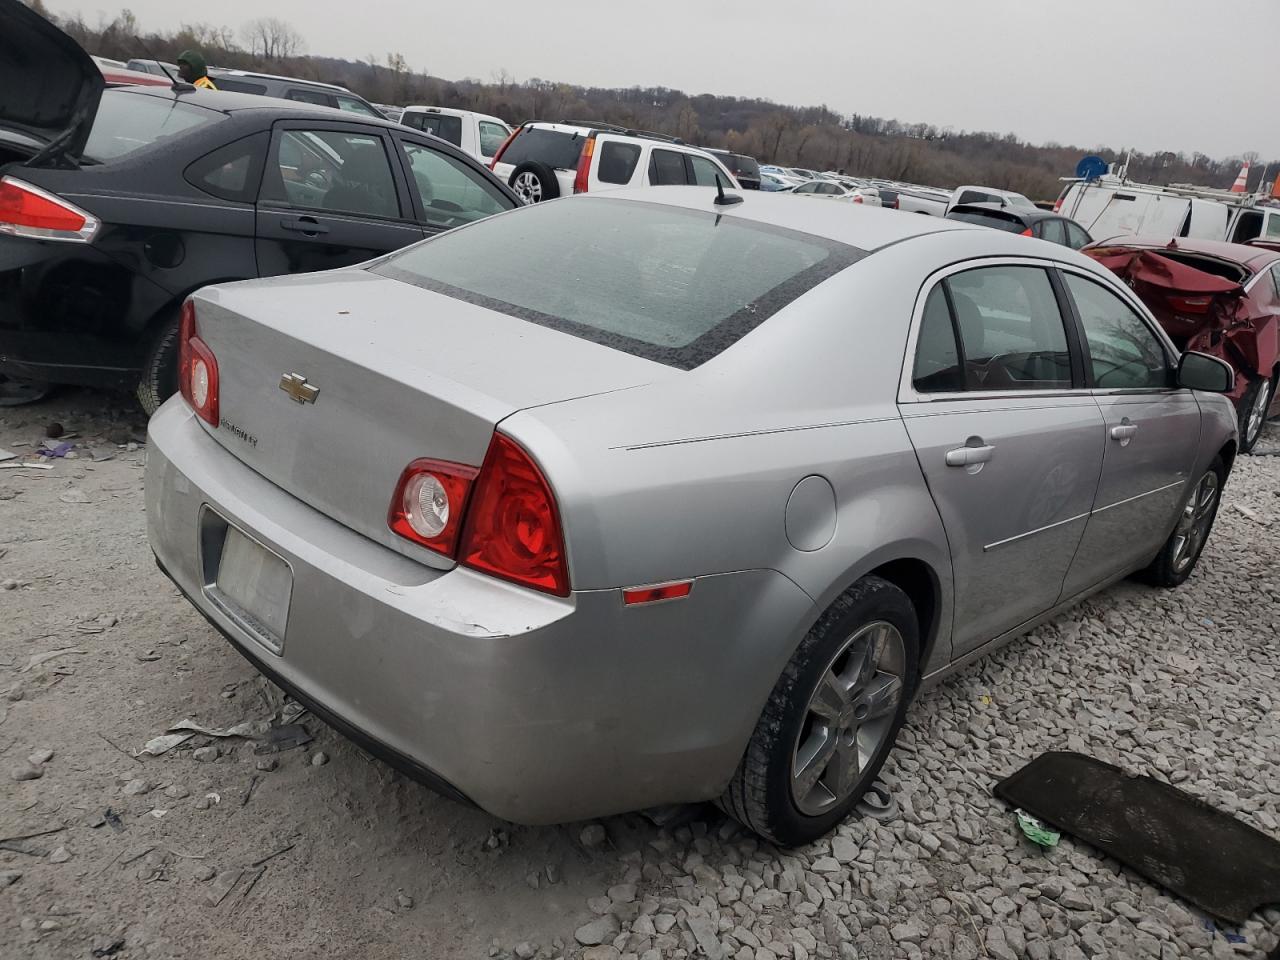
[0,0,103,162]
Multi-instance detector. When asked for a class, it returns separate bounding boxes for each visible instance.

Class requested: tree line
[30,1,1280,202]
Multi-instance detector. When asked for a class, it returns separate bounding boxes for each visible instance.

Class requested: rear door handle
[1111,421,1138,443]
[279,216,329,236]
[945,444,995,467]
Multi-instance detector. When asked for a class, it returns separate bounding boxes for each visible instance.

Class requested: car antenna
[133,36,193,92]
[714,175,743,207]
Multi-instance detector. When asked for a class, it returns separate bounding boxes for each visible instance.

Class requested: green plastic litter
[1015,808,1061,848]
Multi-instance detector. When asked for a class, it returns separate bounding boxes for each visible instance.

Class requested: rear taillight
[388,433,570,596]
[1168,295,1213,314]
[0,176,99,242]
[489,125,520,171]
[852,195,864,204]
[1052,199,1063,213]
[573,136,596,195]
[178,299,219,426]
[1020,228,1034,237]
[388,459,479,557]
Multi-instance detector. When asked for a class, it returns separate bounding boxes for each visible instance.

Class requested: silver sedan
[146,188,1237,845]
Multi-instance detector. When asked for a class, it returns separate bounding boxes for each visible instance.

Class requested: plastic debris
[20,648,88,673]
[139,733,194,757]
[252,723,313,755]
[0,448,15,462]
[0,462,54,470]
[1015,808,1061,848]
[856,780,900,822]
[38,441,74,458]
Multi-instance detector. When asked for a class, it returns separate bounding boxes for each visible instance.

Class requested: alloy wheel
[512,172,543,204]
[790,621,906,816]
[1170,470,1220,574]
[1246,379,1272,448]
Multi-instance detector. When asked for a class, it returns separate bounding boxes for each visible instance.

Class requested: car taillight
[573,136,595,195]
[388,459,479,557]
[1052,198,1064,213]
[1020,228,1034,237]
[178,299,219,426]
[489,125,520,170]
[389,433,570,596]
[0,176,99,242]
[852,195,863,204]
[1168,295,1213,314]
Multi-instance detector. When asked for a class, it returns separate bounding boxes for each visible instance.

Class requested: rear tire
[1139,457,1225,588]
[508,161,560,204]
[718,576,919,846]
[135,315,181,416]
[1238,375,1273,454]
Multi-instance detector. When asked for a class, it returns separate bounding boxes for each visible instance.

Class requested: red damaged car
[1084,238,1280,453]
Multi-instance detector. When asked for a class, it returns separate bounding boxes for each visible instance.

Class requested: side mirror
[1178,351,1234,393]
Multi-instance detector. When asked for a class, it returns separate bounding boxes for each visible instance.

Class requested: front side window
[405,113,463,147]
[648,149,688,186]
[478,121,510,158]
[1065,222,1092,250]
[1038,218,1067,245]
[794,181,820,194]
[912,286,963,393]
[399,141,512,227]
[688,155,723,187]
[1266,214,1280,239]
[947,266,1072,391]
[1065,274,1169,389]
[1231,211,1263,243]
[262,130,401,219]
[597,141,641,185]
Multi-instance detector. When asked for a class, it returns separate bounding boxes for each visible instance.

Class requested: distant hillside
[39,1,1278,202]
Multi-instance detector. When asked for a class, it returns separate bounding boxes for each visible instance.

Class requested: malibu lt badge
[279,373,319,405]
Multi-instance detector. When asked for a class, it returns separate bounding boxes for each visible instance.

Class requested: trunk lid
[0,0,104,165]
[192,269,672,567]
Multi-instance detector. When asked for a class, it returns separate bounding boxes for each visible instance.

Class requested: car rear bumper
[146,400,814,823]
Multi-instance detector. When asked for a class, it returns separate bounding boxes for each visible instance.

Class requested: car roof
[1097,236,1280,270]
[601,186,972,250]
[209,68,353,93]
[109,84,401,126]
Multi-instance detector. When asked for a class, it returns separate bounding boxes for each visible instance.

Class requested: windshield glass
[84,91,221,162]
[375,198,863,369]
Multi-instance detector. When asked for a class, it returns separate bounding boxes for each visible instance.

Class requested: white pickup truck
[895,184,1038,217]
[400,106,513,165]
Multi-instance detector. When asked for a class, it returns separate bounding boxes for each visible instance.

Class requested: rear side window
[1065,222,1092,250]
[947,266,1072,391]
[184,132,268,203]
[478,121,510,158]
[261,130,401,219]
[498,127,585,170]
[405,112,463,147]
[912,287,963,393]
[597,141,641,185]
[286,89,332,107]
[376,198,864,369]
[1039,219,1067,245]
[212,78,268,95]
[648,149,688,186]
[84,91,221,162]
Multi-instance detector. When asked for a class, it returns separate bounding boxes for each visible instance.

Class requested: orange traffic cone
[1230,161,1250,193]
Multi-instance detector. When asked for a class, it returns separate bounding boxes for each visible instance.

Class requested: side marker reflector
[622,581,693,606]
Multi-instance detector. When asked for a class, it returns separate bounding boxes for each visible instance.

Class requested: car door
[899,262,1105,656]
[255,121,424,277]
[391,134,516,235]
[1058,269,1199,596]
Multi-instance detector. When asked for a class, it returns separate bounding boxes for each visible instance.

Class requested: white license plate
[215,527,292,653]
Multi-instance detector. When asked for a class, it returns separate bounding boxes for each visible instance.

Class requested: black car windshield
[84,91,222,162]
[499,127,585,170]
[375,198,864,369]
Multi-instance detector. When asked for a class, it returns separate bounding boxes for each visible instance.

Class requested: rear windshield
[404,112,463,147]
[948,209,1025,233]
[84,91,221,162]
[375,198,863,369]
[499,127,585,170]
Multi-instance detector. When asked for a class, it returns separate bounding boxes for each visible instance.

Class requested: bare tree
[241,18,304,61]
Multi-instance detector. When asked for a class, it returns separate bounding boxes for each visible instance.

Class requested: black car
[706,149,761,190]
[945,203,1093,250]
[0,0,518,410]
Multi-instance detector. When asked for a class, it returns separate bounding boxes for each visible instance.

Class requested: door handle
[1111,420,1138,443]
[279,216,329,236]
[945,443,995,467]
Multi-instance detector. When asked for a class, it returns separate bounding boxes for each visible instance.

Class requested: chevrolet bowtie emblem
[279,373,319,404]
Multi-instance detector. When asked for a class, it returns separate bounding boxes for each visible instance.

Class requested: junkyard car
[0,0,518,410]
[147,189,1238,845]
[1084,238,1280,453]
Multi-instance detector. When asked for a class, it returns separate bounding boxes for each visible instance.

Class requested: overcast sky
[48,0,1280,159]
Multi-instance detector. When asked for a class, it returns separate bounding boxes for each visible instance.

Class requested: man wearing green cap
[176,50,217,90]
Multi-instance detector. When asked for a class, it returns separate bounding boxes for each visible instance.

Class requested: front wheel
[1239,375,1274,454]
[1139,457,1224,588]
[718,576,919,846]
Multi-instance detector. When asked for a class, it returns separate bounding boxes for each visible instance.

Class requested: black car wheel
[719,575,919,846]
[1139,457,1225,588]
[136,315,181,416]
[1239,375,1274,454]
[508,162,560,204]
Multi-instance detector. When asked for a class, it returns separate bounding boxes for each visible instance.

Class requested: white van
[1055,175,1280,244]
[400,106,512,165]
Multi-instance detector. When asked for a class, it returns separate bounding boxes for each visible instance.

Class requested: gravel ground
[2,391,1278,960]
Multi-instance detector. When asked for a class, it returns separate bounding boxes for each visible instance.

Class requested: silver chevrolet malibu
[146,188,1237,845]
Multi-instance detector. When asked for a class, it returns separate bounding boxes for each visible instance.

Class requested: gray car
[146,189,1238,845]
